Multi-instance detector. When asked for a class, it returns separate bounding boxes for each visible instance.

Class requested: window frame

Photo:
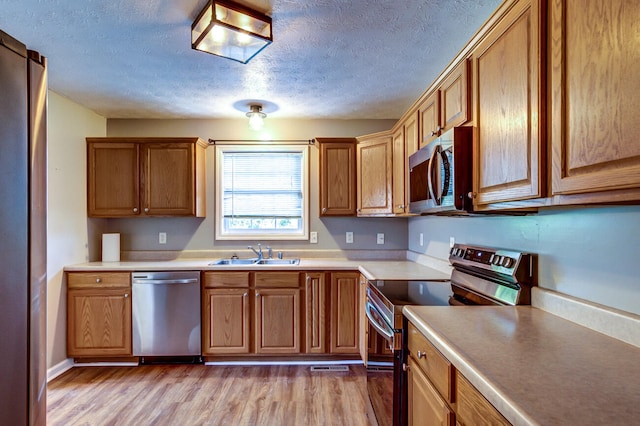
[214,144,310,241]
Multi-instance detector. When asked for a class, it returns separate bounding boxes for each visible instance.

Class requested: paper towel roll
[102,233,120,262]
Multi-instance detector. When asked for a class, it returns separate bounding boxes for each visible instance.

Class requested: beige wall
[103,118,408,256]
[47,92,106,369]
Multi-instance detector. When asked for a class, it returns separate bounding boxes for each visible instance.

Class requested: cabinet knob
[467,192,476,199]
[430,130,438,137]
[322,207,327,213]
[256,292,260,297]
[96,278,101,283]
[417,350,427,359]
[144,207,149,213]
[402,363,410,372]
[243,292,248,297]
[133,207,138,212]
[124,293,129,298]
[398,204,405,209]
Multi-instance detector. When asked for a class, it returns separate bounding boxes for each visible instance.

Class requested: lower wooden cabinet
[255,287,301,353]
[66,272,132,357]
[408,357,454,426]
[305,272,327,353]
[330,271,360,353]
[202,288,250,354]
[406,322,509,426]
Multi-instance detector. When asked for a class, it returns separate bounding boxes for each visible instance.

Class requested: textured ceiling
[0,0,502,119]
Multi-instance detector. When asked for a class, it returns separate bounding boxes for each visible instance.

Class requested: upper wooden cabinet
[87,137,207,217]
[316,137,357,216]
[392,111,419,215]
[419,59,470,148]
[549,0,640,202]
[471,0,545,207]
[356,131,393,216]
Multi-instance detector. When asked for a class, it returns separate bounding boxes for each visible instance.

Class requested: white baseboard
[47,358,74,382]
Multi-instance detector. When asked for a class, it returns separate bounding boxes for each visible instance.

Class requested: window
[215,145,309,240]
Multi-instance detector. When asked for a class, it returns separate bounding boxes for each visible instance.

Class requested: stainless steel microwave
[408,126,472,214]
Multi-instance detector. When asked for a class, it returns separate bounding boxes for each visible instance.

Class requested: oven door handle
[365,301,394,343]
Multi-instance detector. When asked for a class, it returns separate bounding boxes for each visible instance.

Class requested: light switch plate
[346,232,354,244]
[377,233,384,245]
[310,231,318,244]
[420,233,424,246]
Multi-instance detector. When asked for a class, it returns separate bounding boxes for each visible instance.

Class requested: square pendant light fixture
[191,0,272,64]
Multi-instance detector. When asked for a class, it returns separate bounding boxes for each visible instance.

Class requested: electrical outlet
[377,233,385,245]
[346,231,354,244]
[420,233,424,246]
[419,283,424,295]
[310,231,318,244]
[450,237,455,249]
[159,232,167,244]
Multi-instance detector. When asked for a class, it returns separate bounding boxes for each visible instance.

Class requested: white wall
[408,206,640,316]
[101,118,408,256]
[47,92,106,368]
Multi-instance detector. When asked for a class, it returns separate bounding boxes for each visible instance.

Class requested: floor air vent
[310,365,350,372]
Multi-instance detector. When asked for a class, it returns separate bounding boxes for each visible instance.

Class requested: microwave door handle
[426,145,439,204]
[438,149,451,204]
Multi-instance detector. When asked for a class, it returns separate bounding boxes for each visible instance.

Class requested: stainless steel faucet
[248,243,263,260]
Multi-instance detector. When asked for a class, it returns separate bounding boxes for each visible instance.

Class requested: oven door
[365,300,403,426]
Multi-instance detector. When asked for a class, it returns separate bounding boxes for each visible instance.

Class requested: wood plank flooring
[47,364,372,426]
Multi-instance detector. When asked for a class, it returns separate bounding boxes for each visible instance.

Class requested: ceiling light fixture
[191,0,272,64]
[246,104,266,131]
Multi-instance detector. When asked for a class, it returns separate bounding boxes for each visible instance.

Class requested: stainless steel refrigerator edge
[0,29,47,425]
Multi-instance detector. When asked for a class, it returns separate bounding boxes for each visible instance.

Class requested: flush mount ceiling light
[246,104,266,130]
[191,0,272,64]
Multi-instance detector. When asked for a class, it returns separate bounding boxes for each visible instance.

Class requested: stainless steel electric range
[365,243,537,426]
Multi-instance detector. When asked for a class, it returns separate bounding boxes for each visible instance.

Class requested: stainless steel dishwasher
[132,271,201,360]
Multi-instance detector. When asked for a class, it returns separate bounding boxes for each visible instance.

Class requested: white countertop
[403,305,640,425]
[64,258,451,282]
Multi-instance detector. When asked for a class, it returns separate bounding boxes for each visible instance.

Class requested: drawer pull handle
[124,293,129,298]
[417,350,426,359]
[402,363,410,372]
[96,278,101,283]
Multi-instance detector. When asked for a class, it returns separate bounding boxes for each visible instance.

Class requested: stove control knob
[492,255,503,266]
[501,257,515,268]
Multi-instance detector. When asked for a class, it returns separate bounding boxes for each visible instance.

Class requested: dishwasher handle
[132,278,199,285]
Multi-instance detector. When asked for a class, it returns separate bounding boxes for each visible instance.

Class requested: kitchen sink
[255,258,300,265]
[209,258,258,265]
[208,258,300,266]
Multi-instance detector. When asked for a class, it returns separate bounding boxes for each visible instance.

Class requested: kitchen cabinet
[255,272,301,354]
[408,357,454,426]
[202,272,250,355]
[87,137,207,217]
[406,322,508,426]
[330,272,360,354]
[392,110,419,216]
[419,59,470,148]
[356,131,393,216]
[305,272,326,353]
[549,0,640,203]
[317,138,357,216]
[471,0,545,208]
[66,272,132,357]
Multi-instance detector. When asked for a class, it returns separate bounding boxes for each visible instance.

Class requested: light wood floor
[47,364,372,426]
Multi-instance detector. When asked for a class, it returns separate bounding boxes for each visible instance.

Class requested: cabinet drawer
[67,272,130,289]
[254,272,300,288]
[457,371,510,426]
[408,322,455,403]
[203,272,249,288]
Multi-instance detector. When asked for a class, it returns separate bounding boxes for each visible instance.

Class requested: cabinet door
[392,127,408,214]
[67,289,132,357]
[255,288,301,354]
[318,139,357,216]
[405,111,419,157]
[357,134,393,216]
[457,371,509,426]
[472,0,545,206]
[419,90,441,148]
[202,288,250,355]
[305,273,326,353]
[407,358,455,426]
[87,142,140,217]
[550,0,640,198]
[440,59,470,131]
[330,272,360,353]
[141,143,195,216]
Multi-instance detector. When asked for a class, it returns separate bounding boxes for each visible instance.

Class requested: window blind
[222,151,303,218]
